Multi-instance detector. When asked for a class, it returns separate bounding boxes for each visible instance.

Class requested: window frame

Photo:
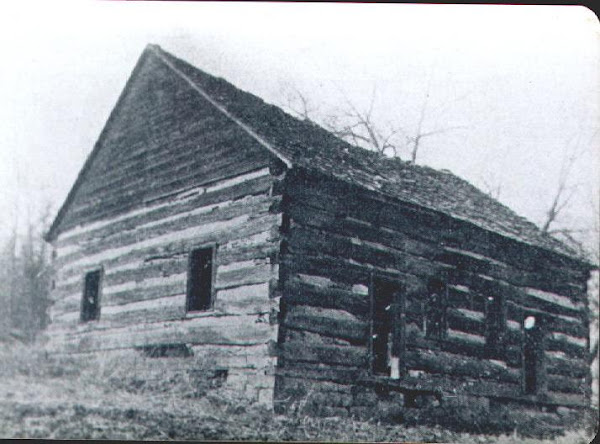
[80,268,103,323]
[185,244,217,313]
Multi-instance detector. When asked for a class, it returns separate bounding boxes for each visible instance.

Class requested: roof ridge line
[149,45,293,169]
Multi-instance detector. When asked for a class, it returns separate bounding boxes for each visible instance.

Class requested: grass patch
[0,343,596,442]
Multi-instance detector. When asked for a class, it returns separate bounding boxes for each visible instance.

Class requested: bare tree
[405,76,469,163]
[541,130,598,237]
[281,80,468,163]
[479,173,503,200]
[0,203,53,343]
[324,88,406,158]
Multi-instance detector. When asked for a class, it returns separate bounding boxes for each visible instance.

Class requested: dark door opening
[485,294,506,358]
[371,278,404,377]
[523,315,544,395]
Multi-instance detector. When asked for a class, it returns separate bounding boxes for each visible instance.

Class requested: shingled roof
[148,45,587,263]
[47,44,587,265]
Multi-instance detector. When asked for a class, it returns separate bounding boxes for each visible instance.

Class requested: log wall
[274,168,591,427]
[45,51,287,403]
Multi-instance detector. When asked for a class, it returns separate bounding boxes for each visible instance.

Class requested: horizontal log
[282,341,367,368]
[287,222,448,282]
[545,334,587,359]
[56,168,273,247]
[56,282,273,330]
[284,277,370,320]
[67,148,270,227]
[216,262,276,290]
[404,349,520,383]
[450,271,584,320]
[545,353,588,378]
[408,335,521,367]
[283,250,425,295]
[286,170,590,282]
[438,247,586,299]
[57,193,275,266]
[546,374,587,394]
[446,308,486,336]
[46,313,277,354]
[59,226,277,284]
[58,212,281,279]
[276,362,364,384]
[213,283,271,315]
[95,300,187,329]
[505,301,585,338]
[283,304,368,344]
[287,200,439,261]
[83,126,259,195]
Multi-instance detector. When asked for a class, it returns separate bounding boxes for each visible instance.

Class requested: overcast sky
[0,2,598,251]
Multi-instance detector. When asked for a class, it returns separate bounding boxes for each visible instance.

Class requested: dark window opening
[81,269,101,322]
[371,279,403,377]
[187,246,214,312]
[425,278,447,340]
[485,294,506,357]
[523,316,545,395]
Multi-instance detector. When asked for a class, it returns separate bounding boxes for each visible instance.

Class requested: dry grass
[0,343,596,442]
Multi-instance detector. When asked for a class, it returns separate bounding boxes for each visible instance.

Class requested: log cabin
[44,45,594,432]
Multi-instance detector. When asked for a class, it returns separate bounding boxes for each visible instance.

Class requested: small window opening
[523,316,545,395]
[187,246,214,312]
[81,269,101,322]
[425,278,447,340]
[371,279,403,377]
[485,294,506,357]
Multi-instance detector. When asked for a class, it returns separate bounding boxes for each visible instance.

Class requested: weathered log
[276,362,363,384]
[56,169,273,248]
[284,251,424,295]
[59,225,277,284]
[408,336,521,367]
[284,277,370,319]
[287,223,448,281]
[286,170,590,281]
[283,304,368,344]
[58,212,281,276]
[545,353,588,378]
[57,194,275,265]
[438,247,586,300]
[446,308,486,336]
[282,341,367,368]
[46,313,277,354]
[546,374,587,394]
[506,301,585,338]
[68,150,270,226]
[403,349,520,383]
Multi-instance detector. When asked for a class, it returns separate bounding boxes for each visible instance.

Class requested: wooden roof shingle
[46,44,589,266]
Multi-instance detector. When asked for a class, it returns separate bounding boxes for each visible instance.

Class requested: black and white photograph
[0,1,598,442]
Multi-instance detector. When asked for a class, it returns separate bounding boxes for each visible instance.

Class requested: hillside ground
[0,342,596,442]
